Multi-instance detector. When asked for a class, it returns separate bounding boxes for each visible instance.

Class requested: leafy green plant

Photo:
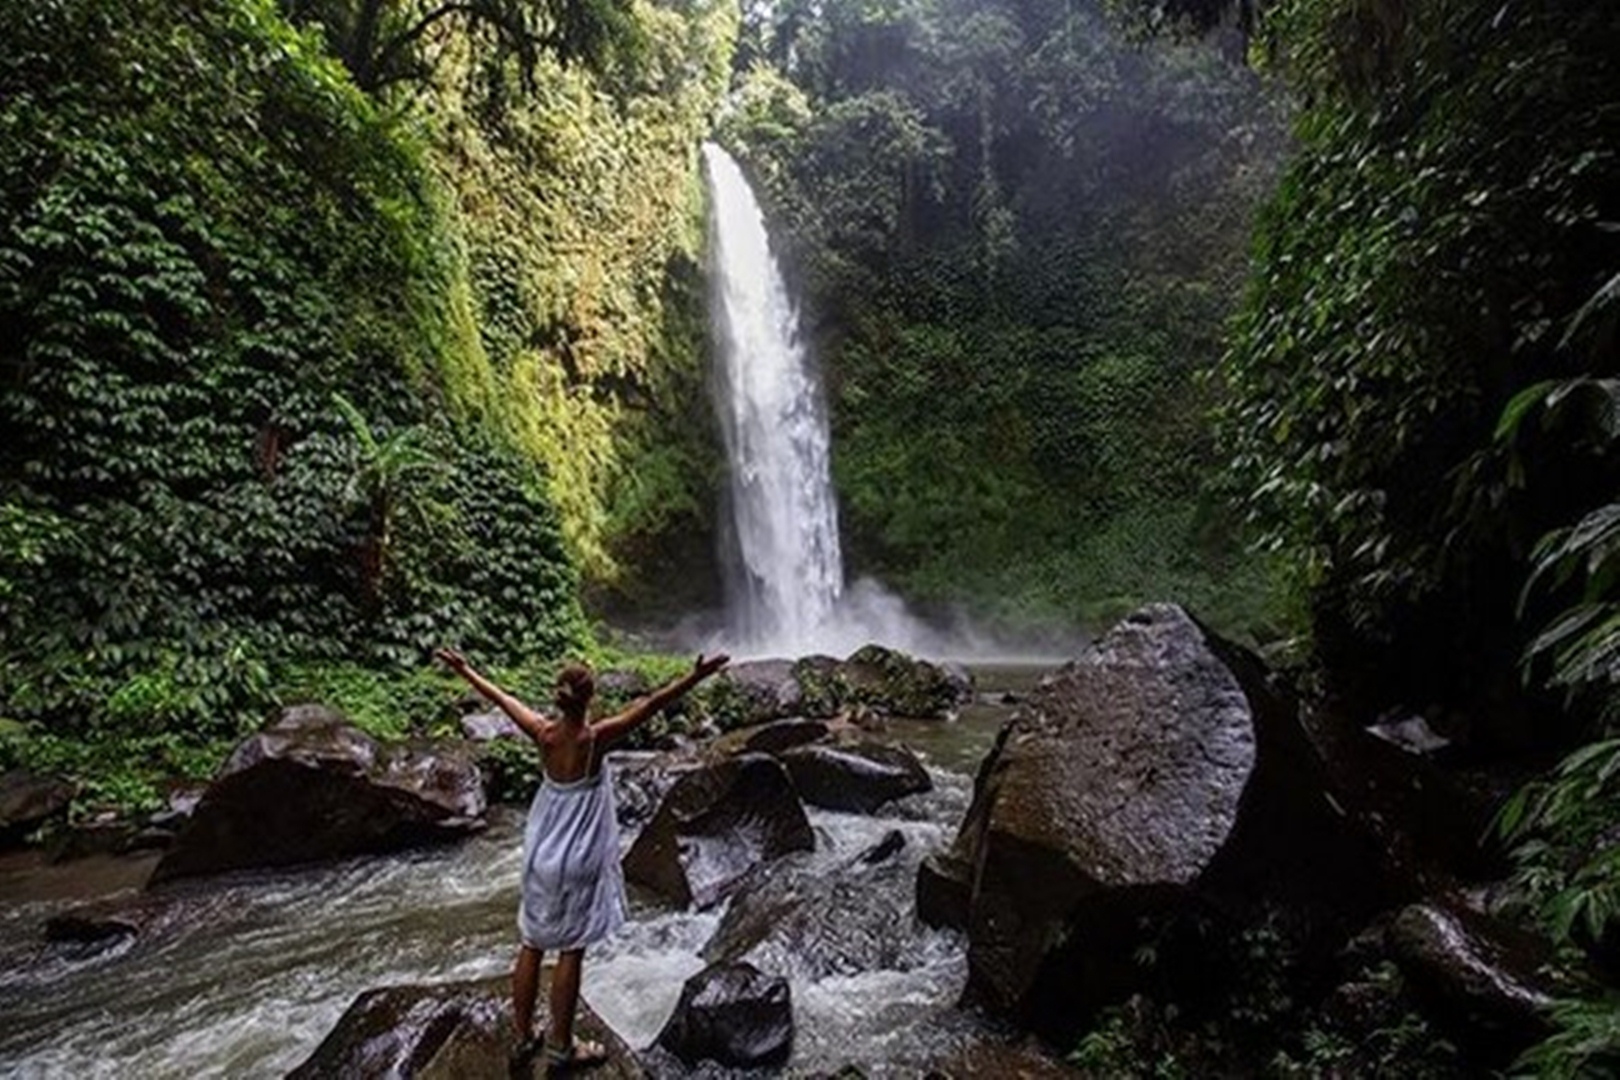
[332,391,453,612]
[1219,0,1620,715]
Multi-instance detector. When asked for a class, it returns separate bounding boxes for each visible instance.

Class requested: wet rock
[703,827,930,979]
[711,718,834,758]
[697,660,806,731]
[146,784,205,833]
[0,769,75,845]
[858,829,906,865]
[655,961,793,1069]
[1366,713,1451,756]
[610,751,699,832]
[43,884,251,958]
[459,710,522,742]
[944,604,1392,1042]
[149,705,486,886]
[779,742,932,813]
[622,753,813,909]
[43,816,141,862]
[790,655,849,718]
[839,645,972,719]
[288,974,642,1079]
[1389,896,1560,1062]
[915,850,973,931]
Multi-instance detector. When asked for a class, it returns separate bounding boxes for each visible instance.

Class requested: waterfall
[703,142,844,655]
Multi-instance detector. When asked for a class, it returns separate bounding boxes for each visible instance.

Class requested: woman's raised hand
[693,653,730,681]
[433,647,470,674]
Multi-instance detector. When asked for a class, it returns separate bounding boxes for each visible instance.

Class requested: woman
[434,647,729,1069]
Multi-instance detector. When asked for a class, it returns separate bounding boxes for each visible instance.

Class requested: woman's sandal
[508,1034,544,1075]
[543,1036,608,1071]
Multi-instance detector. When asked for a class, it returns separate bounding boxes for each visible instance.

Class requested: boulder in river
[704,824,929,979]
[655,960,793,1070]
[937,603,1394,1042]
[697,659,808,730]
[693,649,973,731]
[839,644,972,719]
[149,705,485,886]
[622,752,814,909]
[779,742,932,813]
[287,974,642,1079]
[0,769,75,845]
[710,717,835,758]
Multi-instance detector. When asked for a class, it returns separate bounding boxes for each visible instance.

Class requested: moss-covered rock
[838,645,972,720]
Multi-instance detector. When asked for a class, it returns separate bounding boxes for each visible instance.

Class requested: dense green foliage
[279,0,641,95]
[0,0,740,818]
[723,0,1292,638]
[1221,0,1620,717]
[421,0,736,607]
[0,0,721,774]
[1220,0,1620,1070]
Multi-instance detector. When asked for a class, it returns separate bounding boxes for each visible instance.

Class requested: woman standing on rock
[434,648,729,1070]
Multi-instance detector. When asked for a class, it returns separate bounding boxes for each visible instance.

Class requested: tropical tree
[331,392,450,611]
[279,0,639,94]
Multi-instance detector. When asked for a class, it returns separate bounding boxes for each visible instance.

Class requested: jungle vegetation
[0,0,1616,1070]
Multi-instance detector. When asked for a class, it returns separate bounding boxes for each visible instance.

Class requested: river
[0,666,1051,1078]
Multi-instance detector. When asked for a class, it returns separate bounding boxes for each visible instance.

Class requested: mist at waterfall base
[701,142,1076,664]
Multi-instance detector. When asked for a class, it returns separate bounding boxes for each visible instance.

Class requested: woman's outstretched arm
[592,653,729,747]
[434,647,546,742]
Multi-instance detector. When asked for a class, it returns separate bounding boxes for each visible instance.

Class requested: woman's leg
[512,944,543,1040]
[548,947,584,1050]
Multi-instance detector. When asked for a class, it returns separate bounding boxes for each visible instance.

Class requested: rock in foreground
[779,742,931,813]
[1390,896,1561,1063]
[939,604,1391,1041]
[287,974,642,1079]
[150,705,485,886]
[655,961,793,1069]
[622,753,814,908]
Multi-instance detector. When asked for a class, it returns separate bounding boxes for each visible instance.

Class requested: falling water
[703,142,845,655]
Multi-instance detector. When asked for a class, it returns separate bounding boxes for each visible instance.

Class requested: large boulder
[654,961,793,1070]
[149,705,485,886]
[0,769,75,845]
[692,650,973,731]
[839,644,972,719]
[609,750,700,832]
[287,975,642,1079]
[622,753,814,909]
[779,742,932,814]
[940,604,1393,1042]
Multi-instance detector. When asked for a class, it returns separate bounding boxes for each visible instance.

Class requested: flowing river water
[0,666,1052,1078]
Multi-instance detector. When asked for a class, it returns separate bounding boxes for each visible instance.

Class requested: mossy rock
[838,645,971,719]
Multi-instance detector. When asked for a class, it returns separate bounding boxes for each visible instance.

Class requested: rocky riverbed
[0,613,1575,1077]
